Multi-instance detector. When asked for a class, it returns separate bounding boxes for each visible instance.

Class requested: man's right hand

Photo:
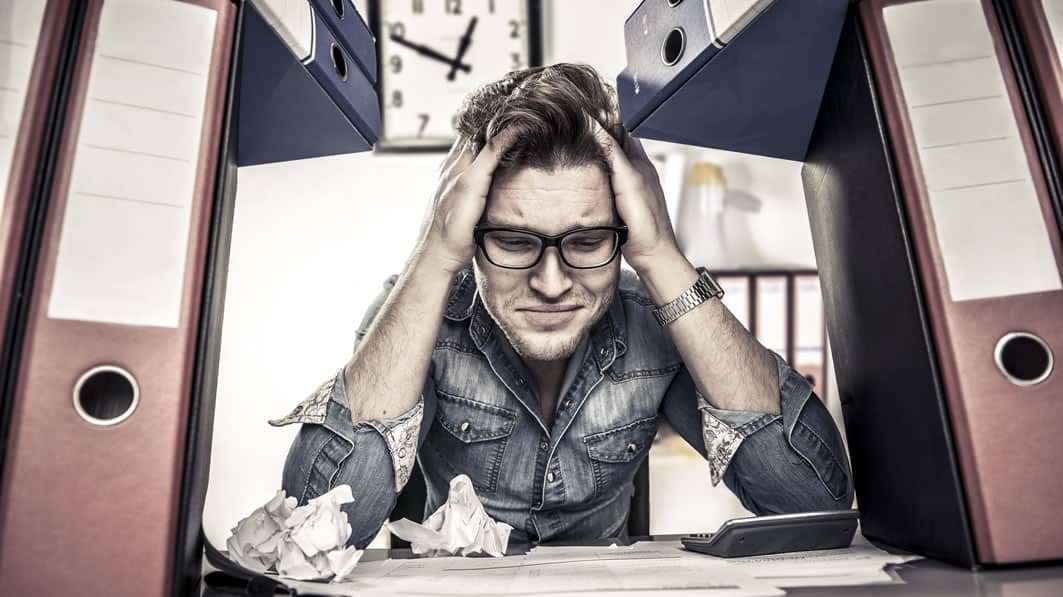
[415,133,514,275]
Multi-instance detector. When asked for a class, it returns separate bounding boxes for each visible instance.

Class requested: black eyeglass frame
[473,225,629,270]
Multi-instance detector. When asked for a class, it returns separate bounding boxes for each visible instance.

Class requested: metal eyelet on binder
[72,365,140,426]
[662,27,685,66]
[994,332,1054,386]
[331,42,348,81]
[330,0,345,19]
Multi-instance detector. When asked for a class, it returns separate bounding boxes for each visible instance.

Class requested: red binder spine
[1013,1,1063,170]
[0,1,236,595]
[861,0,1063,563]
[0,1,70,350]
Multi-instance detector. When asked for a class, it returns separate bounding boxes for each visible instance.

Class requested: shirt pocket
[427,389,518,494]
[582,415,659,500]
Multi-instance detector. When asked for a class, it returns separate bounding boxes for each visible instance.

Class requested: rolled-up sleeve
[662,351,854,514]
[271,366,433,493]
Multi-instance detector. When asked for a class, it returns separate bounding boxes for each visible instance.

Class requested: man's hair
[455,63,624,175]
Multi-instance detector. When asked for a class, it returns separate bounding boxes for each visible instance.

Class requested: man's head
[455,64,625,363]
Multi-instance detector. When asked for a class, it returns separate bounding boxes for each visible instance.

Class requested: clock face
[370,0,542,151]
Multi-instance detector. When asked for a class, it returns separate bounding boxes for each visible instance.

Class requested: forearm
[343,249,454,423]
[634,249,780,415]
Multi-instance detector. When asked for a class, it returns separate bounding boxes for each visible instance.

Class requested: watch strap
[652,267,725,326]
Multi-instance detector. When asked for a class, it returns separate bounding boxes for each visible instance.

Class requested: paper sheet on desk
[268,547,784,596]
[628,538,922,588]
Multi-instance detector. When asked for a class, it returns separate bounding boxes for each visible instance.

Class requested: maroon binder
[0,1,237,595]
[860,0,1063,564]
[0,1,70,369]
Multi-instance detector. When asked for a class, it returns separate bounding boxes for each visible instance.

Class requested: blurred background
[203,0,848,549]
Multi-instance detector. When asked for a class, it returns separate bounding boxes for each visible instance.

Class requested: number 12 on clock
[369,0,543,151]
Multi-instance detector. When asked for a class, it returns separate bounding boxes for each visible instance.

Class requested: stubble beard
[475,270,617,362]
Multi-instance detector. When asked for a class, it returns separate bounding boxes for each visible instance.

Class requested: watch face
[370,0,541,151]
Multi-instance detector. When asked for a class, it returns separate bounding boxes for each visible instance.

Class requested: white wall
[203,0,842,548]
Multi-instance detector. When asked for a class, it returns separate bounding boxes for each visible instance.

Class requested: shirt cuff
[270,367,425,492]
[696,351,790,486]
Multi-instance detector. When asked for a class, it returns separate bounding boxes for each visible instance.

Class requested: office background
[203,0,848,549]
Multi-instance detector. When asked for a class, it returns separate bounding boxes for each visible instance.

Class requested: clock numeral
[509,19,521,39]
[391,90,404,108]
[388,22,406,38]
[511,52,522,69]
[412,0,424,14]
[417,113,431,138]
[445,0,462,15]
[489,0,496,13]
[390,55,403,74]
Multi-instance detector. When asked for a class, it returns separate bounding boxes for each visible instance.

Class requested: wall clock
[368,0,544,152]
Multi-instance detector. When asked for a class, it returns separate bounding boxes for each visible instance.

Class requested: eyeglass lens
[483,229,620,268]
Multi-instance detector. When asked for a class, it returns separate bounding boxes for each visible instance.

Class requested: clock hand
[390,34,472,73]
[447,16,478,81]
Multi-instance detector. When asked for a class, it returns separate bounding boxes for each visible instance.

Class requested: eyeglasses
[473,225,628,270]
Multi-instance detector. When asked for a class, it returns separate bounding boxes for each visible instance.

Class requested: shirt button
[627,443,637,453]
[539,440,548,450]
[546,472,555,483]
[563,399,572,409]
[516,378,525,386]
[599,346,609,357]
[460,421,470,432]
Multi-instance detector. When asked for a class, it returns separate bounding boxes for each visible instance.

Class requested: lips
[519,305,583,328]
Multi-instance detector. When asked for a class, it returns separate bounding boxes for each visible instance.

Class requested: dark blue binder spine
[617,0,848,161]
[309,0,378,85]
[304,5,381,143]
[237,0,380,165]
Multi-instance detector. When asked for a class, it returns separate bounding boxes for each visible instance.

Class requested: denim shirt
[273,268,854,548]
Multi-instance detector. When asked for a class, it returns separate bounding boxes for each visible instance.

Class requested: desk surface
[201,539,1063,597]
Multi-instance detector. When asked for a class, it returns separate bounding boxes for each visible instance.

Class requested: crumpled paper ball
[226,485,363,581]
[386,474,512,557]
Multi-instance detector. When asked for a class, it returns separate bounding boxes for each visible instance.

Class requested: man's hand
[592,121,682,272]
[416,133,514,275]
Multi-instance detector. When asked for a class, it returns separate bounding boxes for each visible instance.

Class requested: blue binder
[617,0,848,161]
[238,0,380,166]
[309,0,377,84]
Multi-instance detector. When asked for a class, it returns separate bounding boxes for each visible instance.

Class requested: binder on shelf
[1,0,69,463]
[802,0,1063,567]
[791,273,827,401]
[753,274,790,368]
[238,0,380,166]
[616,0,848,160]
[0,1,239,595]
[1010,0,1063,215]
[309,0,377,84]
[715,272,752,330]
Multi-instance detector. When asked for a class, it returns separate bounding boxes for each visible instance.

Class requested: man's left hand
[593,121,682,273]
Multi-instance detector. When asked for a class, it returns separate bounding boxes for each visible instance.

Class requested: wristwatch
[652,267,725,326]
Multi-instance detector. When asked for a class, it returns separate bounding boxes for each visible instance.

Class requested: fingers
[588,117,642,186]
[440,136,465,172]
[441,137,475,181]
[622,128,651,163]
[460,125,520,187]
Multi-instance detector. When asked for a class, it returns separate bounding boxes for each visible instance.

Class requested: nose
[528,247,574,299]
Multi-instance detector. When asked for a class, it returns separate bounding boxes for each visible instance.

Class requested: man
[272,64,853,549]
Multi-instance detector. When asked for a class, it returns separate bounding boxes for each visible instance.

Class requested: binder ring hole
[330,0,345,19]
[662,27,685,66]
[331,43,348,81]
[994,332,1053,386]
[73,365,140,426]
